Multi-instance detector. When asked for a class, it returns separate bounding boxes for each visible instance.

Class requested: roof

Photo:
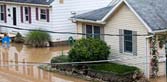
[72,6,114,21]
[127,0,167,31]
[73,0,167,31]
[0,0,54,5]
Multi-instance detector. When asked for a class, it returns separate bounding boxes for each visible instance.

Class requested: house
[0,0,112,42]
[71,0,167,78]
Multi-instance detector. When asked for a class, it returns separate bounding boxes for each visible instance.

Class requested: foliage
[14,33,24,43]
[158,35,166,48]
[150,36,159,77]
[51,55,69,63]
[25,30,51,47]
[68,38,110,62]
[89,63,139,75]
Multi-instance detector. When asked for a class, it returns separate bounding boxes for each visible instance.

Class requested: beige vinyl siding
[104,3,149,71]
[75,2,166,77]
[76,22,83,39]
[104,3,165,77]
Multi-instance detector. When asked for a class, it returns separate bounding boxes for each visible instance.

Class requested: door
[13,7,17,25]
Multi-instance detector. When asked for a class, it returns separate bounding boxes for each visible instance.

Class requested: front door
[13,7,17,26]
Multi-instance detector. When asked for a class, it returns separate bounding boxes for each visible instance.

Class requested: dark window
[86,25,92,38]
[0,5,4,21]
[40,9,46,20]
[86,25,101,39]
[124,30,133,52]
[24,7,29,21]
[94,26,100,39]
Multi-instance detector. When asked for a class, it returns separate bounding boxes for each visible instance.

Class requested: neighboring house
[0,0,112,42]
[71,0,167,78]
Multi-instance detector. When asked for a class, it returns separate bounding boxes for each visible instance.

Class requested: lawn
[88,63,139,75]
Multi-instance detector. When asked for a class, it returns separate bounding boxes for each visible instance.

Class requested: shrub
[14,32,24,43]
[25,30,51,47]
[51,55,69,63]
[68,38,110,62]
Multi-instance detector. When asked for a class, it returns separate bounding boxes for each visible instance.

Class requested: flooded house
[71,0,167,79]
[0,0,112,42]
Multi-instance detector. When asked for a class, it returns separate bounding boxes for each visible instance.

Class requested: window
[59,0,64,4]
[24,7,29,21]
[86,25,100,39]
[40,9,47,20]
[0,5,4,21]
[124,30,133,52]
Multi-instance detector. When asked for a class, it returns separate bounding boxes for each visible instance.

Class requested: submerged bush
[68,38,110,62]
[14,32,24,43]
[25,30,51,47]
[51,55,69,63]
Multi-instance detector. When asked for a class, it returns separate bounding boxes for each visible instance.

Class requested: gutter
[152,29,167,33]
[0,1,52,7]
[69,18,106,25]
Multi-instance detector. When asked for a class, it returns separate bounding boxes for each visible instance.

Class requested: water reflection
[0,43,87,82]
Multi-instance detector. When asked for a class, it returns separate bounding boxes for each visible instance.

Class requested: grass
[89,63,139,75]
[50,55,139,75]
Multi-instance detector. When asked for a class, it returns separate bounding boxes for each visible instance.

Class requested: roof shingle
[0,0,54,5]
[72,6,114,21]
[73,0,167,31]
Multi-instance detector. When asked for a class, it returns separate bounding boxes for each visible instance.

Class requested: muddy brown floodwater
[0,43,88,82]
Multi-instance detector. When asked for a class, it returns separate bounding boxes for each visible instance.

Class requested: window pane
[25,16,29,21]
[40,9,46,20]
[40,14,46,19]
[86,25,92,38]
[124,30,133,52]
[94,26,100,39]
[25,7,28,14]
[41,9,46,14]
[1,13,4,20]
[1,5,4,12]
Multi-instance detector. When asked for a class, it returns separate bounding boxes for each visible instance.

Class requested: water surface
[0,43,87,82]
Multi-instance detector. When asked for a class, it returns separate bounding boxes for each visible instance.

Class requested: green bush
[51,55,69,63]
[25,30,51,47]
[14,33,24,43]
[68,38,110,62]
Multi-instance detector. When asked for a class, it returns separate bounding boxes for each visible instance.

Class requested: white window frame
[24,7,29,22]
[40,9,47,20]
[0,5,5,22]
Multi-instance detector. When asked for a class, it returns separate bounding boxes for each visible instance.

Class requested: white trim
[102,0,152,33]
[70,18,106,24]
[101,0,123,21]
[123,0,152,33]
[0,1,52,7]
[153,29,167,33]
[73,0,153,33]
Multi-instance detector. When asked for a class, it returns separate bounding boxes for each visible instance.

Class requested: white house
[72,0,167,78]
[0,0,112,42]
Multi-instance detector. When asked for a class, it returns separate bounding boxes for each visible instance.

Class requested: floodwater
[0,43,88,82]
[0,43,165,82]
